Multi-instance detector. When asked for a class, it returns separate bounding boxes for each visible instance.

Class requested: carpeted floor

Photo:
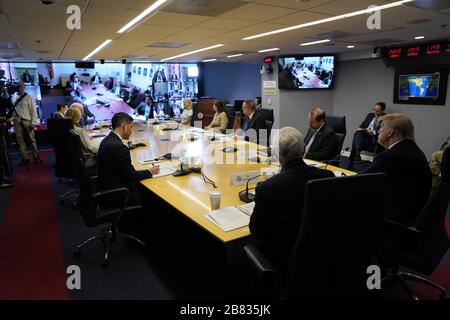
[0,150,449,300]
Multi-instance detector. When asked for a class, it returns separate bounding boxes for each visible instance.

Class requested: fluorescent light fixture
[227,54,243,58]
[117,0,172,33]
[242,0,414,41]
[414,36,425,40]
[300,39,330,46]
[82,39,112,61]
[347,45,355,48]
[160,44,224,62]
[203,59,217,62]
[257,48,279,53]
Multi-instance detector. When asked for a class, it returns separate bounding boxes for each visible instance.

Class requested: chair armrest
[93,187,129,210]
[382,218,422,234]
[243,244,276,275]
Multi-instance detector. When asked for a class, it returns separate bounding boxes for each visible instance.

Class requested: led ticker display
[386,40,450,67]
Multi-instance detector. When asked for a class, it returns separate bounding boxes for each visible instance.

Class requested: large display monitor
[278,55,335,89]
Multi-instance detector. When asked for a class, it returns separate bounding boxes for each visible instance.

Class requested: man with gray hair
[363,113,431,225]
[249,127,334,272]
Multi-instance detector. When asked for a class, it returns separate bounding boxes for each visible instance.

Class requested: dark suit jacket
[243,111,267,144]
[304,123,338,161]
[360,112,385,132]
[249,159,334,271]
[363,139,431,225]
[55,112,65,119]
[98,132,152,205]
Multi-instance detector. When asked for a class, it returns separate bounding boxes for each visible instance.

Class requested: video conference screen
[398,74,440,98]
[278,55,334,89]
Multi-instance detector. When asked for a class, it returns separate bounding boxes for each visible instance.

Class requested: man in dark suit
[97,113,159,207]
[250,127,334,272]
[303,107,337,161]
[348,102,386,169]
[55,103,68,119]
[363,113,431,225]
[239,99,266,144]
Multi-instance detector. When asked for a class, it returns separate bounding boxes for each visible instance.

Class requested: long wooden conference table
[92,120,355,248]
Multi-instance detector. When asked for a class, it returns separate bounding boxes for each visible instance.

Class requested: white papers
[204,202,255,232]
[141,161,178,178]
[303,159,326,168]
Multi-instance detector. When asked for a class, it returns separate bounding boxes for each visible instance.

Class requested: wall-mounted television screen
[278,55,334,89]
[394,69,448,105]
[75,61,95,69]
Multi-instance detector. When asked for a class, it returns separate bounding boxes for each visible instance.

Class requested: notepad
[204,202,255,232]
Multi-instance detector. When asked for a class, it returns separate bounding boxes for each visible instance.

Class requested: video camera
[0,80,20,94]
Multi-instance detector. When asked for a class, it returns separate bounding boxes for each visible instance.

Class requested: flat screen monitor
[394,69,448,105]
[75,62,95,69]
[278,55,335,89]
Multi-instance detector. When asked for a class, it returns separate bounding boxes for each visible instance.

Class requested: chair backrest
[225,105,236,130]
[47,118,75,178]
[326,115,346,136]
[412,147,450,273]
[334,132,345,158]
[258,108,274,147]
[68,129,98,226]
[286,173,388,299]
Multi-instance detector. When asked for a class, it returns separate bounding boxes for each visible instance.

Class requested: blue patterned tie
[243,117,250,131]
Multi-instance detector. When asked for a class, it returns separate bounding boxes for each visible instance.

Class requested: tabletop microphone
[239,174,261,203]
[324,147,349,171]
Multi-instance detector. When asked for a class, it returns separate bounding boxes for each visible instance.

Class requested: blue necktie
[243,117,250,131]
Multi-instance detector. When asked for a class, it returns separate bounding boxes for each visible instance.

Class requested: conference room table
[80,83,134,120]
[91,120,355,257]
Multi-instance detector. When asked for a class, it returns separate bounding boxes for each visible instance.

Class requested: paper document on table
[205,204,253,232]
[304,159,326,168]
[142,162,178,178]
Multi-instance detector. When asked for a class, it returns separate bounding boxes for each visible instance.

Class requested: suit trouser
[349,130,375,162]
[13,119,38,161]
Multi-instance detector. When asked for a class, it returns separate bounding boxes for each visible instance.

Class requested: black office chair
[225,105,236,130]
[68,130,146,268]
[244,173,388,299]
[380,148,450,300]
[326,115,346,165]
[47,118,78,204]
[258,108,274,146]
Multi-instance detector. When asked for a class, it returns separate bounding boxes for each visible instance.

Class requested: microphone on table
[239,174,261,203]
[324,147,349,171]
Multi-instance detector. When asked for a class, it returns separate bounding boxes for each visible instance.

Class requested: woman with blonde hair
[180,98,193,125]
[65,108,98,168]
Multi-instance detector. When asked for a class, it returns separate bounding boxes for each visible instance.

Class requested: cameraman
[9,81,39,164]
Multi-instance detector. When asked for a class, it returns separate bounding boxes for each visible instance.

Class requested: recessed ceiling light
[227,54,243,58]
[242,0,414,41]
[257,48,280,53]
[300,39,330,46]
[82,40,113,61]
[414,36,425,40]
[117,0,173,33]
[161,44,224,62]
[347,45,355,48]
[203,59,217,62]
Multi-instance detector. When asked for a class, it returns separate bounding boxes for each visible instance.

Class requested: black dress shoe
[32,157,42,164]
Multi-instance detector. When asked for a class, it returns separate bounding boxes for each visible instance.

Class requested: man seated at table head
[347,102,386,170]
[249,127,334,273]
[98,112,160,207]
[134,95,156,119]
[91,72,101,84]
[303,107,337,161]
[71,85,86,103]
[363,113,431,225]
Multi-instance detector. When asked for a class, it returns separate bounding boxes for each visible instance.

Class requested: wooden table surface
[92,122,355,243]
